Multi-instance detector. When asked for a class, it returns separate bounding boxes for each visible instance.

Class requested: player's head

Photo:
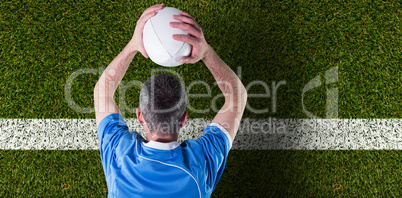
[138,74,187,137]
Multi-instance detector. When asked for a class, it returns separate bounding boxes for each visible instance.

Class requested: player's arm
[202,47,247,142]
[94,4,164,127]
[171,12,247,142]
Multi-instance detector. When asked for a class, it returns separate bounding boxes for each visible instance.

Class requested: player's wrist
[128,39,140,54]
[201,44,214,62]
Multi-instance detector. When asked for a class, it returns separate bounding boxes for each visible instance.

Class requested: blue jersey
[98,114,233,198]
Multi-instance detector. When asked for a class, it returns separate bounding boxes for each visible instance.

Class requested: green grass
[0,0,401,197]
[0,150,401,197]
[0,0,400,119]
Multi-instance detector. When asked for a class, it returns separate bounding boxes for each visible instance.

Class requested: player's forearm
[202,46,247,106]
[95,39,137,97]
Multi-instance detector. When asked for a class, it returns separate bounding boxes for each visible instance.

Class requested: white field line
[0,118,400,150]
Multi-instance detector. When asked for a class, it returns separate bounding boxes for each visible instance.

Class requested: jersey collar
[143,140,180,150]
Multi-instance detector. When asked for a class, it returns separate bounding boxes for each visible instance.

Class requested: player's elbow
[242,85,247,98]
[94,81,100,94]
[94,81,105,104]
[94,76,107,99]
[94,83,99,103]
[240,85,247,107]
[229,84,247,108]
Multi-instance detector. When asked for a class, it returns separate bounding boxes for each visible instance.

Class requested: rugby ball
[143,7,192,67]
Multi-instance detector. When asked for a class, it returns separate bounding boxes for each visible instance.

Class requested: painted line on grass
[0,118,400,150]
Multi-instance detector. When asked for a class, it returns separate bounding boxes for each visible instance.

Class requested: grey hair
[139,74,187,136]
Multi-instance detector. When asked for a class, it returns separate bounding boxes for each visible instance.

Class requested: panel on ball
[142,7,192,67]
[151,7,188,56]
[143,19,172,65]
[163,57,182,67]
[173,42,192,63]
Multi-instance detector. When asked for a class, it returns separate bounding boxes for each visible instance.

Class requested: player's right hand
[170,11,211,64]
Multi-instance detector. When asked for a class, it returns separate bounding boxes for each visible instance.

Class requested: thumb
[180,56,198,64]
[139,48,149,58]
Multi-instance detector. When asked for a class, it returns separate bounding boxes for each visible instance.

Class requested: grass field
[0,0,401,197]
[1,150,401,197]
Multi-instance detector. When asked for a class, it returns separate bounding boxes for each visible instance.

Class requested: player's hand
[132,4,164,58]
[170,11,211,64]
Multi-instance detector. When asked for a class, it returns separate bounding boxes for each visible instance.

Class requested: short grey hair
[139,74,187,136]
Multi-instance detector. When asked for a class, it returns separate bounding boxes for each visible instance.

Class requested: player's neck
[146,132,178,143]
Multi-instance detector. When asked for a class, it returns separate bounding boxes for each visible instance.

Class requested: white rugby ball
[143,7,192,67]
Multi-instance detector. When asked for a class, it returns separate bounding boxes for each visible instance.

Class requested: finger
[138,11,157,26]
[139,4,163,23]
[142,4,164,16]
[148,3,164,11]
[181,56,198,64]
[142,4,163,16]
[172,15,201,31]
[139,30,149,58]
[178,11,201,31]
[170,22,202,38]
[172,34,199,46]
[134,12,156,34]
[179,11,194,19]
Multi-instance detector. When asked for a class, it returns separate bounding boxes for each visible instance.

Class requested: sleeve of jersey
[196,122,233,190]
[97,113,130,175]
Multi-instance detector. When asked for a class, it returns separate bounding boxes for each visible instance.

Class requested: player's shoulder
[115,131,145,156]
[97,113,127,132]
[201,123,233,148]
[180,123,233,151]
